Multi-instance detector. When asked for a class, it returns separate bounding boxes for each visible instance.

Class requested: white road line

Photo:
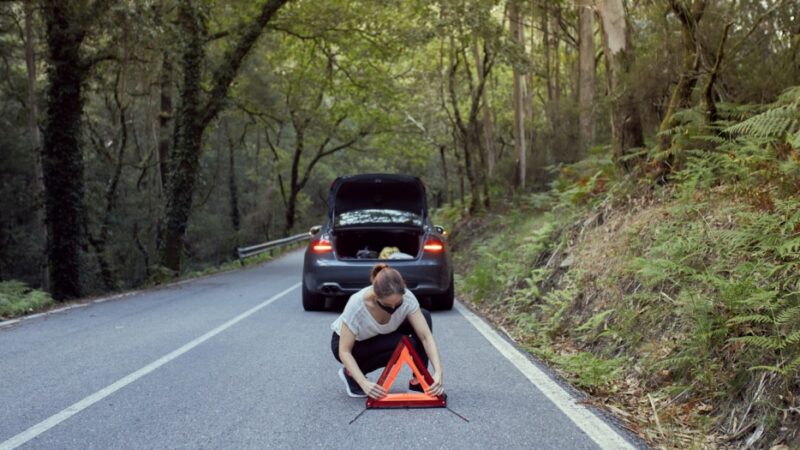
[454,301,636,450]
[0,283,300,450]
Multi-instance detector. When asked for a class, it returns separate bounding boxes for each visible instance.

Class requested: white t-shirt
[331,286,420,341]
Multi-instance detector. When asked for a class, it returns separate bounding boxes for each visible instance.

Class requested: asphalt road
[0,251,643,449]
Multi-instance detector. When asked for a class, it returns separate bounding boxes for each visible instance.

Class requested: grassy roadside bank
[442,173,799,448]
[438,93,800,448]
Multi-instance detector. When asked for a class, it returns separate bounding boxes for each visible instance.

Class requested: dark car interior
[334,228,422,259]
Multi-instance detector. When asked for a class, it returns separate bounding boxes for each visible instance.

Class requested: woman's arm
[338,323,386,399]
[408,309,445,396]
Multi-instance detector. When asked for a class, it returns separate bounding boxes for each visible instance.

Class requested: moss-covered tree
[41,0,113,300]
[160,0,289,272]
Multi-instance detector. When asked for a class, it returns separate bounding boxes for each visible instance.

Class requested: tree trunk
[133,223,150,278]
[452,130,465,208]
[228,129,241,233]
[24,2,49,292]
[284,121,304,235]
[439,145,451,204]
[462,45,492,209]
[657,0,706,151]
[596,0,644,172]
[285,188,299,235]
[89,65,130,291]
[542,0,553,110]
[41,2,88,300]
[552,5,562,124]
[160,0,288,272]
[157,51,173,196]
[448,65,481,213]
[703,23,732,125]
[161,0,205,272]
[525,2,544,172]
[578,0,596,153]
[509,0,527,189]
[472,39,496,179]
[459,171,466,208]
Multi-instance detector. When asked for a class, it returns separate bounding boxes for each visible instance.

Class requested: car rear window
[335,209,423,227]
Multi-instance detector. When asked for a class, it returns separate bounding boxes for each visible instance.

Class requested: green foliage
[552,352,624,390]
[627,198,800,386]
[575,309,615,334]
[622,90,800,400]
[549,150,615,208]
[725,86,800,139]
[452,84,800,444]
[0,281,54,319]
[451,189,629,392]
[459,211,557,305]
[430,207,463,239]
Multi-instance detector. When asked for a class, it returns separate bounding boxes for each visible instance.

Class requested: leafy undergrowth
[0,281,54,320]
[441,88,800,449]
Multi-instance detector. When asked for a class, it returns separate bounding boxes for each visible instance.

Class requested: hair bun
[370,263,406,298]
[370,263,389,283]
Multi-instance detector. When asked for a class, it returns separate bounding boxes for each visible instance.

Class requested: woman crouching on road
[330,263,445,399]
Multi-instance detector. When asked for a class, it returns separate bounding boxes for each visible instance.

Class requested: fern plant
[725,86,800,140]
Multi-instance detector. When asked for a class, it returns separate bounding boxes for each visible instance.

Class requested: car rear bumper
[303,253,451,297]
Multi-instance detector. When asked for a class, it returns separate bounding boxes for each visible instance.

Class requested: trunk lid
[329,174,427,227]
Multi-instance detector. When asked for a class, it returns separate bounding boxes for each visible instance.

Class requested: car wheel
[302,283,325,311]
[433,275,454,311]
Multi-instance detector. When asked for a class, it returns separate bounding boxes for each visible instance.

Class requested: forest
[0,0,794,298]
[0,0,798,446]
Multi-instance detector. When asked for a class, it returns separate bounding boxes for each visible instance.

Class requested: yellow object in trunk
[380,246,400,259]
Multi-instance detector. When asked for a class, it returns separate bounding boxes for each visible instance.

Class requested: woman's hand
[362,381,387,400]
[428,372,444,396]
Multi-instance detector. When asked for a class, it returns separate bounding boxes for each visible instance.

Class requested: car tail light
[423,238,444,253]
[311,239,333,253]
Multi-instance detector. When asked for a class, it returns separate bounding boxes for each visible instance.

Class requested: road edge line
[454,300,637,450]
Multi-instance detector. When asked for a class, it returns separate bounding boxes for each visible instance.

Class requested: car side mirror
[309,225,322,236]
[434,225,446,235]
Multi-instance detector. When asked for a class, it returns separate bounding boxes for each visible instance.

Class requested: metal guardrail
[236,232,310,265]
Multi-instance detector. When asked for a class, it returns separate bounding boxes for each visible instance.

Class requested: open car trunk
[334,228,421,260]
[329,174,427,220]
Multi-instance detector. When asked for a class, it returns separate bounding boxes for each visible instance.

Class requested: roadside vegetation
[440,89,800,448]
[0,243,303,321]
[0,281,53,320]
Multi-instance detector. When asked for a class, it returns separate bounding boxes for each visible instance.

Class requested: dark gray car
[302,174,454,311]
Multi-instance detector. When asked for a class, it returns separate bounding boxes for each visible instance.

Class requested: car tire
[302,283,325,311]
[433,275,454,310]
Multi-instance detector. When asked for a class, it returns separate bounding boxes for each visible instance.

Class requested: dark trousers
[331,308,432,374]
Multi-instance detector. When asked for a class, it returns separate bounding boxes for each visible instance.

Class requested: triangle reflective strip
[379,347,407,391]
[366,336,447,409]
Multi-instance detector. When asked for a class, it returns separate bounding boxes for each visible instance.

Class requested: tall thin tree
[23,2,48,291]
[509,0,526,188]
[596,0,644,171]
[577,0,596,153]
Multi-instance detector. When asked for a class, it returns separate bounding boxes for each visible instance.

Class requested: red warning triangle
[366,335,447,408]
